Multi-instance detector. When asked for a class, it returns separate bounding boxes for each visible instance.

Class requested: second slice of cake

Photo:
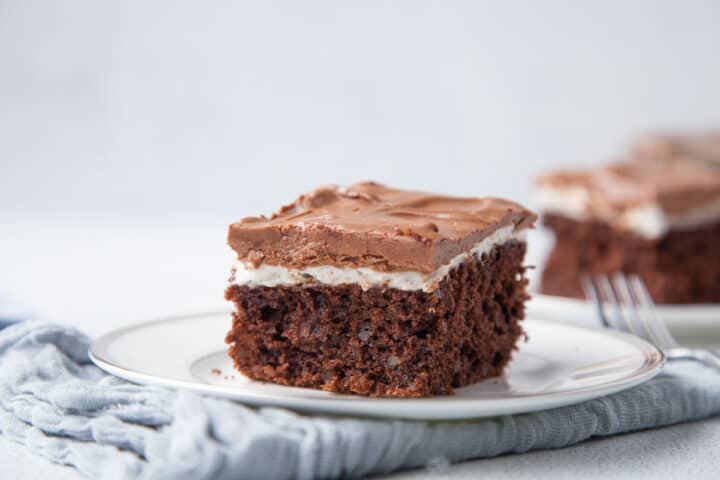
[536,132,720,304]
[225,182,537,397]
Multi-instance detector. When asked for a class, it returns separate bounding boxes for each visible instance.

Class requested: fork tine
[596,274,627,332]
[611,273,648,339]
[581,276,611,328]
[627,275,668,349]
[628,275,678,350]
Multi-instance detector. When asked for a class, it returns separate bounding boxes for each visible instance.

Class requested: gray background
[2,0,720,218]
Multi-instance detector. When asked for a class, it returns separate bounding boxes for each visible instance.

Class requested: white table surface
[3,213,720,479]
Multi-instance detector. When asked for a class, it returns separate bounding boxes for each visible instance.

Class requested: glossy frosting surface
[535,131,720,237]
[228,182,536,272]
[537,157,720,214]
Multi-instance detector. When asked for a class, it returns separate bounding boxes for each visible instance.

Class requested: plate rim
[528,293,720,335]
[89,311,666,420]
[529,292,720,312]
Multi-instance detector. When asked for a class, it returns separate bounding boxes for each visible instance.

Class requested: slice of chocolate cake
[536,132,720,304]
[224,182,537,397]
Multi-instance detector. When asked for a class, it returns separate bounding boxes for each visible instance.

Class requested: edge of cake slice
[225,182,537,397]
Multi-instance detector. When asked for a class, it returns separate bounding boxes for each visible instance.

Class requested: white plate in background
[90,311,664,420]
[528,293,720,346]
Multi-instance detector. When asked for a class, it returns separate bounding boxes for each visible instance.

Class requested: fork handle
[693,349,720,370]
[667,348,720,370]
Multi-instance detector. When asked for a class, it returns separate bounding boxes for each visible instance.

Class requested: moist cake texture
[225,182,537,397]
[536,131,720,303]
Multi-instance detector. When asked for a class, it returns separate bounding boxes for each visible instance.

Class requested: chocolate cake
[224,182,537,397]
[536,131,720,304]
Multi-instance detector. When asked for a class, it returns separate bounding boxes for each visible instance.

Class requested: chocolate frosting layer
[228,182,536,273]
[632,131,720,165]
[537,151,720,216]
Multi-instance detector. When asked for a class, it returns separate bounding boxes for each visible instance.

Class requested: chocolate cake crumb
[540,214,720,304]
[225,241,529,397]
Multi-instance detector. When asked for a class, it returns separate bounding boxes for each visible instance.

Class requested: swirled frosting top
[535,131,720,237]
[228,182,536,273]
[631,131,720,165]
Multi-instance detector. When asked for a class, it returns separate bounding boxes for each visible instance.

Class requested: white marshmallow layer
[230,225,526,292]
[535,185,720,238]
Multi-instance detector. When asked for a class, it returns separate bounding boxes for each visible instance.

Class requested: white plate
[528,294,720,346]
[90,312,664,420]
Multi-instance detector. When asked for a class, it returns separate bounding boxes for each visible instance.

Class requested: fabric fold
[1,321,719,480]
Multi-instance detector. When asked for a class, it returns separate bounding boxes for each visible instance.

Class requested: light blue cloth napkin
[1,321,720,480]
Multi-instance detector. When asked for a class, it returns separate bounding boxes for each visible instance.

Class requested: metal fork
[582,273,720,370]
